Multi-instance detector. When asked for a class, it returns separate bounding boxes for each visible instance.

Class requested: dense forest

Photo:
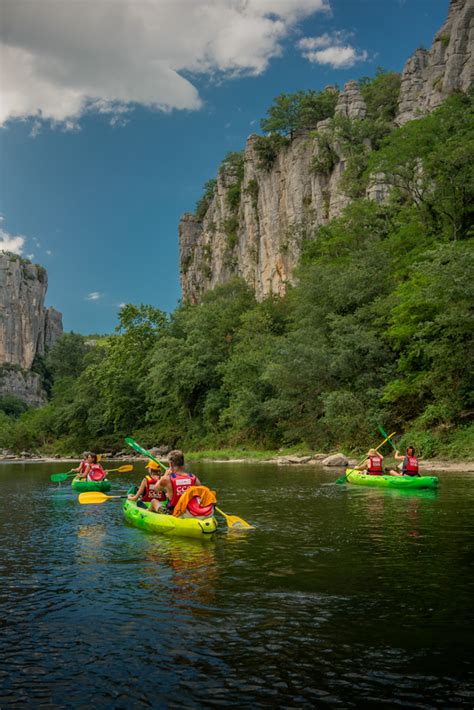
[1,78,473,459]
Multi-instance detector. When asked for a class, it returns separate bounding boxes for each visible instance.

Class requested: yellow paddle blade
[106,465,134,474]
[215,506,254,529]
[97,454,102,462]
[78,492,114,504]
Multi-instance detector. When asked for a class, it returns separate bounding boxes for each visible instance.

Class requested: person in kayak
[70,451,90,478]
[149,449,201,514]
[388,447,420,477]
[356,448,384,475]
[86,453,107,482]
[127,460,167,509]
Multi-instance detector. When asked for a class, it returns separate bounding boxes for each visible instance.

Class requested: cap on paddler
[145,460,160,471]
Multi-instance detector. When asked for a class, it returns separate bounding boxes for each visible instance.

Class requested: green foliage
[369,92,474,241]
[260,89,338,137]
[0,395,28,418]
[223,217,239,249]
[359,69,401,122]
[195,179,217,220]
[45,332,89,379]
[254,134,289,171]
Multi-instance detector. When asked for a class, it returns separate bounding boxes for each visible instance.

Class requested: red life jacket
[367,455,383,475]
[403,456,419,476]
[79,460,88,474]
[142,475,167,503]
[168,472,197,509]
[88,464,107,481]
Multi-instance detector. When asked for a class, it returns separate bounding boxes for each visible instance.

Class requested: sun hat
[145,460,160,471]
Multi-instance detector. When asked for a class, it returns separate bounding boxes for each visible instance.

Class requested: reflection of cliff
[0,253,63,406]
[179,0,473,304]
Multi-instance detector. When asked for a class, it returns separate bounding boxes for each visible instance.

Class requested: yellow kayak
[123,498,217,539]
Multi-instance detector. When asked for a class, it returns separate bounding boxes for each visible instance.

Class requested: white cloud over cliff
[0,0,330,128]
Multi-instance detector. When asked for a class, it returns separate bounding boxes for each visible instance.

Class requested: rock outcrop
[0,368,47,408]
[397,0,473,124]
[0,252,63,405]
[180,0,473,303]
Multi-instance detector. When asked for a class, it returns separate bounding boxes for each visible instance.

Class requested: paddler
[86,453,107,482]
[388,446,420,477]
[71,451,90,478]
[355,448,384,475]
[149,449,201,515]
[127,460,167,509]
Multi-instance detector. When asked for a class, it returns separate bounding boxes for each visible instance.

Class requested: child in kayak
[127,460,167,509]
[356,448,384,475]
[388,447,420,477]
[86,453,107,482]
[70,451,90,478]
[149,449,201,514]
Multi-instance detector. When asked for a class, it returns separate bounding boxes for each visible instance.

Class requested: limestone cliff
[0,252,63,405]
[179,0,473,303]
[397,0,473,125]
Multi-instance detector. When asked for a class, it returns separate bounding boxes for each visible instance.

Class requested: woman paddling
[356,448,384,476]
[389,447,420,477]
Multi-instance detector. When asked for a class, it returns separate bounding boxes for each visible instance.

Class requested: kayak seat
[187,496,214,517]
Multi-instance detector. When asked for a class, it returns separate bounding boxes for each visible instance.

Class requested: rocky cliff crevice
[0,252,63,405]
[179,0,473,303]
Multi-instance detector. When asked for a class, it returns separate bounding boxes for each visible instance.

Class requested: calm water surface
[0,461,473,708]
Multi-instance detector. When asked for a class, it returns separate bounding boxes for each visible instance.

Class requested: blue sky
[0,0,448,334]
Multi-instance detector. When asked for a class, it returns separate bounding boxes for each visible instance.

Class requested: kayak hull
[123,498,217,539]
[71,477,111,492]
[344,469,439,489]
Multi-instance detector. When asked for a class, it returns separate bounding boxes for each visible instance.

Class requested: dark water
[0,461,473,708]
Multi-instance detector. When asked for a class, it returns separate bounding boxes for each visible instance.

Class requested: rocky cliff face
[397,0,473,125]
[180,0,473,303]
[0,252,63,405]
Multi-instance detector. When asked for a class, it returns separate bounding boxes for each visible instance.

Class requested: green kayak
[71,476,111,493]
[344,469,439,490]
[123,497,217,539]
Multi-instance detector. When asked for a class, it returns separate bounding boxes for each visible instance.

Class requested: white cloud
[27,253,35,260]
[46,250,52,256]
[0,0,329,128]
[85,292,102,301]
[298,31,368,68]
[0,227,25,255]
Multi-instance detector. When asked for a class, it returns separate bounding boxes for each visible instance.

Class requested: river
[0,460,473,708]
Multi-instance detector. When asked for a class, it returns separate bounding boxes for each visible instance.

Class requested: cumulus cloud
[298,31,368,68]
[0,227,26,255]
[0,0,329,128]
[85,292,102,301]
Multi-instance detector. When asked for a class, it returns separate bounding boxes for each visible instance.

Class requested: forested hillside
[1,91,473,459]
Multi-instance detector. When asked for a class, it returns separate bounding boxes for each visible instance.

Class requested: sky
[0,0,449,334]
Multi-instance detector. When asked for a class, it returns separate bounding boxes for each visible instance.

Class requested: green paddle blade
[125,437,166,470]
[50,472,74,482]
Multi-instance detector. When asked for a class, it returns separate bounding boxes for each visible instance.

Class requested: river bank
[1,452,473,472]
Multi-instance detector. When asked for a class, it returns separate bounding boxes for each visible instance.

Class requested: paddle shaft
[375,422,398,452]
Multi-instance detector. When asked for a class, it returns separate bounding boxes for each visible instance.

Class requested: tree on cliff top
[260,88,338,139]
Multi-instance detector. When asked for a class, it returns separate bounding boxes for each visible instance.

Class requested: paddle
[215,506,254,529]
[375,422,398,452]
[125,437,254,529]
[335,431,396,484]
[78,491,127,504]
[125,437,166,469]
[50,464,134,483]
